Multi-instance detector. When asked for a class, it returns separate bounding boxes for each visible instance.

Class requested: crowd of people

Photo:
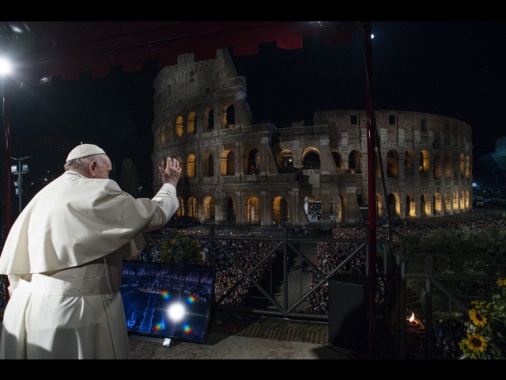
[139,228,281,306]
[307,217,506,314]
[141,216,506,316]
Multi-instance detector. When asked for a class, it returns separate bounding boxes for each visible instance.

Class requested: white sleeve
[152,183,179,220]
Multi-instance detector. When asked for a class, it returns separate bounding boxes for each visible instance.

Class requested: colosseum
[151,48,473,226]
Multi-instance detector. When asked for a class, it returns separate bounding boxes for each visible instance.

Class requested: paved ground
[128,311,366,360]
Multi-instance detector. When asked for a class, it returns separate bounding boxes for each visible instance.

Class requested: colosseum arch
[387,150,399,177]
[187,111,197,135]
[336,195,347,223]
[451,191,458,211]
[186,153,196,178]
[465,155,471,179]
[433,153,442,179]
[421,192,432,217]
[348,149,362,173]
[221,103,235,128]
[201,152,214,177]
[203,196,216,222]
[176,156,184,179]
[205,108,214,131]
[376,193,384,218]
[331,151,344,174]
[223,196,236,223]
[419,150,430,174]
[444,192,452,214]
[245,148,260,175]
[386,193,400,219]
[465,190,471,209]
[273,196,288,225]
[279,149,295,171]
[177,195,185,217]
[406,193,416,218]
[433,192,443,215]
[220,150,235,176]
[302,148,321,170]
[245,196,261,225]
[460,190,466,210]
[404,149,415,176]
[459,153,466,178]
[188,196,198,220]
[444,152,452,178]
[176,115,184,137]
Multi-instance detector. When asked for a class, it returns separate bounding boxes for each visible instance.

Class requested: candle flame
[409,313,415,323]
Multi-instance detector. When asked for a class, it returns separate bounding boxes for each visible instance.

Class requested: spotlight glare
[0,58,13,76]
[167,302,186,322]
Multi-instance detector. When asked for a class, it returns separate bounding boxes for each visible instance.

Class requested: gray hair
[64,154,107,172]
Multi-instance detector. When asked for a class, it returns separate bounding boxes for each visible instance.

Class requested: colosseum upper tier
[151,49,473,227]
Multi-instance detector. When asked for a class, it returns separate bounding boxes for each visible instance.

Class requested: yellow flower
[469,308,488,327]
[466,333,488,353]
[459,278,506,359]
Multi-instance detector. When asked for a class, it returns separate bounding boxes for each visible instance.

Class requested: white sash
[17,259,119,296]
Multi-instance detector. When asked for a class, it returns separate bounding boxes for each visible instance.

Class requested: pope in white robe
[0,143,181,359]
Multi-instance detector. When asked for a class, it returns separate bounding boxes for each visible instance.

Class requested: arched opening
[188,196,198,220]
[273,196,288,224]
[303,151,321,170]
[245,197,261,225]
[203,196,216,222]
[223,196,236,223]
[175,115,184,137]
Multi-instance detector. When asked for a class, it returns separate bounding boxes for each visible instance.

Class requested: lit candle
[406,312,419,327]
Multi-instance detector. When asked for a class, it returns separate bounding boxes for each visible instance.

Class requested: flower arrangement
[459,279,506,359]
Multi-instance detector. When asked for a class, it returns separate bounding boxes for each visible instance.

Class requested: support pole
[1,79,11,244]
[359,21,378,358]
[1,78,11,305]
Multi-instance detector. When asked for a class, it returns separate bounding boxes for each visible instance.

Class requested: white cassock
[0,170,179,359]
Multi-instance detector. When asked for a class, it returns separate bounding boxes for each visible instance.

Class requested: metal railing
[140,223,401,357]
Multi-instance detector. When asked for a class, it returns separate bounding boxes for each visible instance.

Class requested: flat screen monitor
[121,261,215,343]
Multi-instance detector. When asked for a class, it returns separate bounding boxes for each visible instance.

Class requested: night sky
[7,21,506,198]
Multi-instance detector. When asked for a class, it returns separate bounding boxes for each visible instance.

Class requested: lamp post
[11,156,30,215]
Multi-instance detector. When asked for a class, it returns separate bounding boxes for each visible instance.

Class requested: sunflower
[466,333,488,353]
[459,278,506,359]
[469,308,488,328]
